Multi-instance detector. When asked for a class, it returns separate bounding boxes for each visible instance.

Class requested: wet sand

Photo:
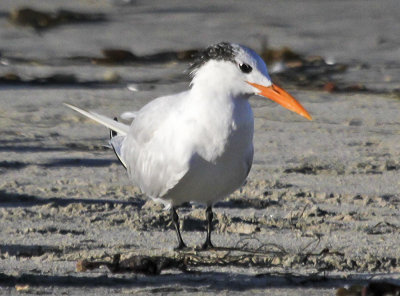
[0,1,400,295]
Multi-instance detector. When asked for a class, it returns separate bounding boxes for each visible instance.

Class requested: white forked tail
[64,103,129,136]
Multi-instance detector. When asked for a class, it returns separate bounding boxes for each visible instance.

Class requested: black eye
[239,63,252,73]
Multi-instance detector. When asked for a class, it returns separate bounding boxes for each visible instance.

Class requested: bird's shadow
[0,190,144,209]
[0,269,393,291]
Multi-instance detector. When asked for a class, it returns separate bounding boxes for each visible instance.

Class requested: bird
[65,42,311,250]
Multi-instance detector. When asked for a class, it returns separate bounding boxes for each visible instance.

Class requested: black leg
[202,206,214,250]
[171,207,186,250]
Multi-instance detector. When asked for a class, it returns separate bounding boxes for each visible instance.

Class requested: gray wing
[120,91,194,199]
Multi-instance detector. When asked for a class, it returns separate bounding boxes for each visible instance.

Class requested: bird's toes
[174,242,188,251]
[200,241,214,251]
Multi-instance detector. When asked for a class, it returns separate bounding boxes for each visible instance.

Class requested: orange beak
[247,82,312,120]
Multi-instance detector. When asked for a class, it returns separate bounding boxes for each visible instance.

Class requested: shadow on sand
[0,190,144,209]
[0,269,392,291]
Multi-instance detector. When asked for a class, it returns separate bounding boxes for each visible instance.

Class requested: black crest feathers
[189,42,237,73]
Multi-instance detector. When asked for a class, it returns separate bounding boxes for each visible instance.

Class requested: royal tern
[65,42,311,250]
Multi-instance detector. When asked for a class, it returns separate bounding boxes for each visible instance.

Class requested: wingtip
[63,102,79,112]
[110,117,118,138]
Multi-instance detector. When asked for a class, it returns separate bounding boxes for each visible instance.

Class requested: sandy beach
[1,1,400,295]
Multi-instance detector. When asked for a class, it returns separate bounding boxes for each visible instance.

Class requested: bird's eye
[239,63,252,74]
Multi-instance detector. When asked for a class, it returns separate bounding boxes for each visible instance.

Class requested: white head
[190,42,311,120]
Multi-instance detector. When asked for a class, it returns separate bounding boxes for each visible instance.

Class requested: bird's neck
[188,65,252,118]
[190,79,251,105]
[190,61,246,101]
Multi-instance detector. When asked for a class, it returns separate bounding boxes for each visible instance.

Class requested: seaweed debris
[9,7,106,30]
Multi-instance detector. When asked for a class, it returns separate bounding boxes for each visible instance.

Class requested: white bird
[65,42,311,250]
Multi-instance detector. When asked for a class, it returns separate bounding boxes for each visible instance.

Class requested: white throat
[190,60,246,101]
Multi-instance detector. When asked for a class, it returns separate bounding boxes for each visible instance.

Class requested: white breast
[163,97,254,206]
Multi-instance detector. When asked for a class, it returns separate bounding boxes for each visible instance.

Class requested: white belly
[164,120,254,206]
